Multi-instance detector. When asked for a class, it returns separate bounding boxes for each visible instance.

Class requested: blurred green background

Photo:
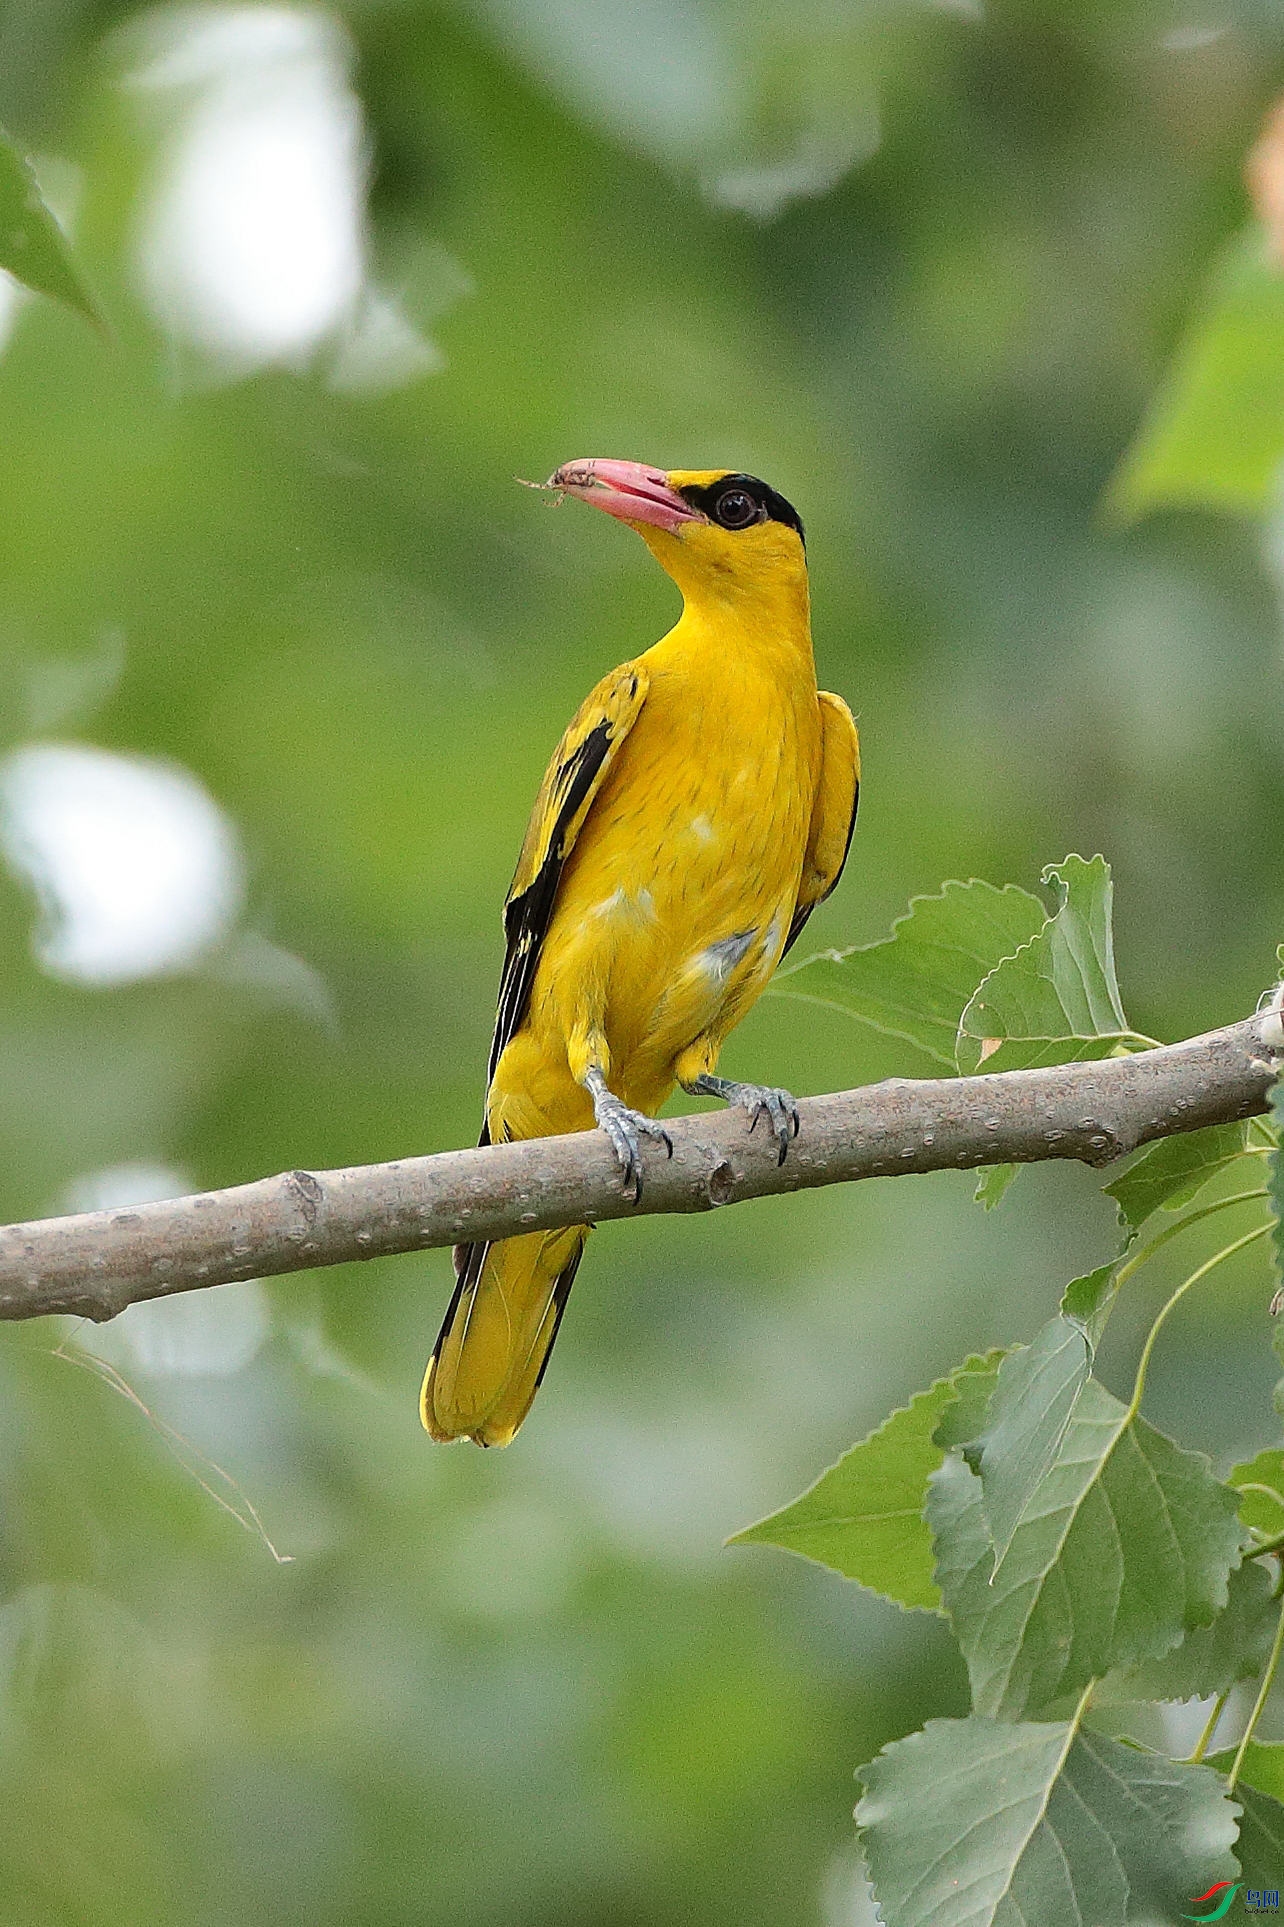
[1,2,1283,1920]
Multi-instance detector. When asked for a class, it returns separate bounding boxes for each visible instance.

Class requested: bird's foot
[688,1074,800,1166]
[585,1069,672,1203]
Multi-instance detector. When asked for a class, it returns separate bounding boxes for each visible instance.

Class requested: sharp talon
[728,1084,798,1165]
[591,1082,670,1204]
[691,1075,800,1164]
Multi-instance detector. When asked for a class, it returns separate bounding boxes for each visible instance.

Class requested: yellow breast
[504,611,821,1123]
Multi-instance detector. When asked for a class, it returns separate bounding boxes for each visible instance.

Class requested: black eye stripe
[675,473,805,547]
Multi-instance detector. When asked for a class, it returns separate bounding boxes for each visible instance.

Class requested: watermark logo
[1185,1887,1241,1922]
[1185,1884,1281,1920]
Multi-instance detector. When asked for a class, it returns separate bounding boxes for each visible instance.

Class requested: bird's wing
[782,690,860,958]
[486,659,650,1091]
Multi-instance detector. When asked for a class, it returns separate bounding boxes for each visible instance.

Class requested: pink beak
[548,459,704,534]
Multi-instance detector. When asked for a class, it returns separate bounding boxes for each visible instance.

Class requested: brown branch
[0,1015,1277,1324]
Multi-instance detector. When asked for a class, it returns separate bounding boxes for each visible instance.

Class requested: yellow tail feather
[420,1225,588,1447]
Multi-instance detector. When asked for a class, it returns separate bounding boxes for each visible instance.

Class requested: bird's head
[545,460,807,609]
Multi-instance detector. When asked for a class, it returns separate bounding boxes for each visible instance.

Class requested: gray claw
[739,1086,800,1166]
[687,1072,801,1167]
[592,1089,672,1202]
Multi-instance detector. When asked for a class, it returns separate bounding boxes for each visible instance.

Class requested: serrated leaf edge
[727,1350,1006,1613]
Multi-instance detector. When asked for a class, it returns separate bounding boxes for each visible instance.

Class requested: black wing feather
[453,715,617,1290]
[781,777,859,959]
[487,716,613,1084]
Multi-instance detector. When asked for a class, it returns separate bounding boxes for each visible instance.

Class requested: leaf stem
[1241,1475,1284,1560]
[1227,1588,1284,1793]
[1190,1690,1231,1763]
[1070,1676,1096,1733]
[1128,1223,1273,1421]
[1113,1190,1269,1294]
[1248,1528,1284,1560]
[1235,1483,1284,1515]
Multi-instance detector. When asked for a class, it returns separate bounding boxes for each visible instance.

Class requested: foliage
[0,125,98,323]
[780,851,1156,1213]
[776,855,1147,1078]
[774,878,1045,1068]
[741,856,1284,1920]
[1104,1123,1252,1236]
[955,854,1139,1074]
[1110,230,1284,519]
[857,1714,1240,1927]
[729,1351,1004,1611]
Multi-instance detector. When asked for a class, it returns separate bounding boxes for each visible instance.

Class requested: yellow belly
[489,654,819,1138]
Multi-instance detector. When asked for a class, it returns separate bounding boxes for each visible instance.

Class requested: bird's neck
[657,571,815,681]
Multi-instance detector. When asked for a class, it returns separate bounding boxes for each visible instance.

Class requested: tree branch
[0,1015,1277,1324]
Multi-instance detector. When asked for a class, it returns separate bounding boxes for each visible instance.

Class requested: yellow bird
[422,461,859,1446]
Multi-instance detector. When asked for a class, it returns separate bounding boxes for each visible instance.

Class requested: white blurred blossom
[0,741,243,984]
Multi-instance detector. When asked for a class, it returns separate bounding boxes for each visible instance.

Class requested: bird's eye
[713,488,760,530]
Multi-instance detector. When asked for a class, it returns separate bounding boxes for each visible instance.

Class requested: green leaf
[933,1352,1004,1455]
[1108,227,1284,520]
[773,878,1045,1068]
[927,1382,1244,1719]
[0,126,99,323]
[1060,1258,1123,1351]
[1098,1558,1278,1703]
[974,1162,1020,1210]
[1229,1449,1284,1539]
[1227,1784,1284,1895]
[956,854,1135,1076]
[1211,1741,1284,1805]
[977,1318,1091,1568]
[1103,1123,1251,1235]
[1209,1745,1284,1892]
[728,1351,1003,1611]
[856,1714,1239,1927]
